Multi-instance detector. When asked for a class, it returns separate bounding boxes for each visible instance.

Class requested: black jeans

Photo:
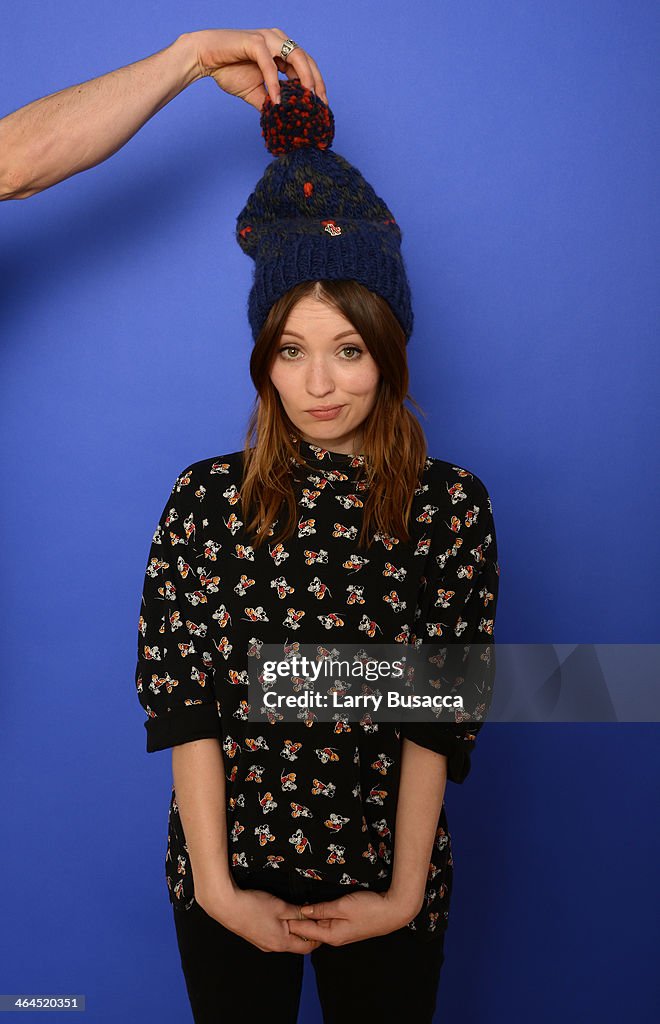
[172,867,446,1024]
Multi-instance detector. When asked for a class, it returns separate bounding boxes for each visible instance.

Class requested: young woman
[135,76,499,1024]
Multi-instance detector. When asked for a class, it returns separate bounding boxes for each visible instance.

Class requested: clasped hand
[198,882,415,954]
[287,889,415,947]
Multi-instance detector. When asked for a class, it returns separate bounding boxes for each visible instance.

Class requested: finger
[299,52,329,105]
[302,900,348,921]
[273,50,327,108]
[251,35,284,106]
[264,28,320,98]
[275,49,313,90]
[300,902,327,920]
[284,921,324,951]
[281,900,309,919]
[286,933,321,953]
[288,918,333,942]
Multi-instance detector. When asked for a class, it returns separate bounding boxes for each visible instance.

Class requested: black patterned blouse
[135,438,499,938]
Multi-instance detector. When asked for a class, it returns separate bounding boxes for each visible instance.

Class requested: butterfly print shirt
[134,438,499,938]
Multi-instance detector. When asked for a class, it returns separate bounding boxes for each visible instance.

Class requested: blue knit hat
[235,79,414,344]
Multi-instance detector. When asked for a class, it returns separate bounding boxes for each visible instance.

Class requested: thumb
[301,903,323,918]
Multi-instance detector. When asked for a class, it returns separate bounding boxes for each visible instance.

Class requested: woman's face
[269,294,381,454]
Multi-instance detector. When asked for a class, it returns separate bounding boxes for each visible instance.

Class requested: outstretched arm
[0,34,198,200]
[0,27,328,201]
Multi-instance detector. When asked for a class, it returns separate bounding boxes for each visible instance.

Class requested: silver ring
[280,38,299,61]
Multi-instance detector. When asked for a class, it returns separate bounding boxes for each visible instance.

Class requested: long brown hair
[241,279,429,551]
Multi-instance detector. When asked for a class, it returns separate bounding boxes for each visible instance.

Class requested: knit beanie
[235,79,414,344]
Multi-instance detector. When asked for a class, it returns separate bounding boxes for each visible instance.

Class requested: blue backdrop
[1,1,658,1021]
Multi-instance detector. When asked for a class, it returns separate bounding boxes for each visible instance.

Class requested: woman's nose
[305,362,335,391]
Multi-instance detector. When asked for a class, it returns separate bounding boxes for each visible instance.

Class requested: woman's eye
[277,345,363,360]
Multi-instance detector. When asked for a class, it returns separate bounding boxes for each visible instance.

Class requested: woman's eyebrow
[281,329,359,340]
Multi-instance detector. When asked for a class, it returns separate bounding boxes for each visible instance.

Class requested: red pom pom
[260,79,335,156]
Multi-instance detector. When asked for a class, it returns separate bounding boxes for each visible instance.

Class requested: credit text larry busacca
[261,691,465,711]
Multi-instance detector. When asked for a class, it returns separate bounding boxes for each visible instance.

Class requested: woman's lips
[307,405,345,420]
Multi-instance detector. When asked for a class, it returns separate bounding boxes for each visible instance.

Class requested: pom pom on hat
[236,78,414,344]
[260,79,335,156]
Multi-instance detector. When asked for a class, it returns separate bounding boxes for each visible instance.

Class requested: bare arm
[172,736,322,953]
[171,736,235,901]
[0,33,200,200]
[388,738,448,915]
[0,27,327,202]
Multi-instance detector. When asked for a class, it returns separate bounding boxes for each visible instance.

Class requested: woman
[135,76,499,1024]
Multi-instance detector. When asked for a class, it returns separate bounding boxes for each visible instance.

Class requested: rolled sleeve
[134,463,221,752]
[400,470,500,783]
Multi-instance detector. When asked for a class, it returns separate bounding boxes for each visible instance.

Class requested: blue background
[1,1,658,1021]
